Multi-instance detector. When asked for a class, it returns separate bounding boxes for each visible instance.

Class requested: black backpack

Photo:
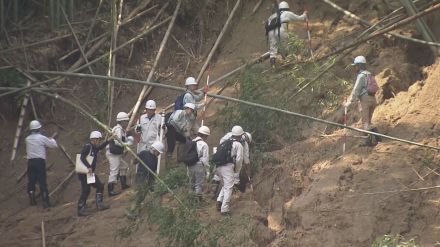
[212,139,235,167]
[265,16,281,35]
[174,93,187,111]
[182,139,201,166]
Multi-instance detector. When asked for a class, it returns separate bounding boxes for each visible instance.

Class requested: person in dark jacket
[128,141,164,218]
[77,131,110,217]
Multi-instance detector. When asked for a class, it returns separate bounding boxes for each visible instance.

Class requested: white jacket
[26,133,58,159]
[136,113,162,148]
[267,10,307,37]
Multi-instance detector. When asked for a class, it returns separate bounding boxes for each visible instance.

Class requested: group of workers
[24,0,380,218]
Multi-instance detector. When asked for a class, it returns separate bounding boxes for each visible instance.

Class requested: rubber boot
[216,201,222,212]
[120,176,130,190]
[29,191,37,206]
[370,127,382,143]
[270,57,276,68]
[77,200,90,217]
[95,193,110,211]
[42,192,51,209]
[108,183,120,197]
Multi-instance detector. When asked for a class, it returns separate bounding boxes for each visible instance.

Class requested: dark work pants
[166,124,186,154]
[136,163,156,189]
[78,173,104,204]
[27,158,48,194]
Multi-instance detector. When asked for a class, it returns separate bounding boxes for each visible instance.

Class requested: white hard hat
[145,100,156,109]
[89,131,102,139]
[352,56,366,65]
[183,103,195,110]
[185,77,197,86]
[198,126,211,136]
[126,136,134,143]
[116,112,129,121]
[244,132,252,143]
[231,125,244,136]
[151,141,165,154]
[29,120,42,130]
[279,1,289,9]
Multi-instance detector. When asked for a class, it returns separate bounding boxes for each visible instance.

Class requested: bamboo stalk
[321,0,440,47]
[10,80,32,165]
[0,17,172,99]
[196,0,241,83]
[58,32,105,62]
[125,0,151,20]
[41,221,46,247]
[48,169,75,198]
[60,6,97,76]
[0,34,72,54]
[127,0,182,130]
[31,71,440,151]
[0,87,72,91]
[252,0,263,14]
[83,0,104,53]
[58,143,75,167]
[123,4,158,25]
[320,2,440,60]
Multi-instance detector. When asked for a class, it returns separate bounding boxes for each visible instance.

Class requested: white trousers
[216,163,235,213]
[187,163,205,195]
[106,151,127,184]
[268,30,289,59]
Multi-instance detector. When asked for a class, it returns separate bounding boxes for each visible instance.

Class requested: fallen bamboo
[252,0,264,14]
[10,80,32,165]
[164,52,270,111]
[127,0,182,130]
[83,0,104,49]
[48,169,75,198]
[125,0,151,20]
[0,34,72,54]
[0,17,172,99]
[0,87,72,91]
[30,96,39,120]
[320,2,440,60]
[196,0,241,83]
[363,185,440,195]
[68,37,107,71]
[61,6,97,76]
[58,143,75,167]
[58,32,107,62]
[30,71,440,151]
[321,0,440,47]
[41,221,46,247]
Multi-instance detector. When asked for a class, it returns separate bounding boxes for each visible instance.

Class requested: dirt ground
[1,0,440,246]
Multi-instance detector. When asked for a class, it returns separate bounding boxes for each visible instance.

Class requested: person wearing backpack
[106,112,134,196]
[214,125,244,216]
[343,56,381,146]
[166,103,196,158]
[219,131,252,190]
[185,126,210,201]
[135,100,162,153]
[25,120,58,208]
[266,1,308,67]
[77,131,110,217]
[174,77,208,111]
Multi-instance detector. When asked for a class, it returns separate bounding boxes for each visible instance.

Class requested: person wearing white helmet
[77,131,110,216]
[106,112,134,196]
[183,76,207,110]
[215,125,244,215]
[166,103,197,157]
[218,130,252,191]
[187,126,211,200]
[135,100,162,153]
[128,141,164,217]
[343,56,380,146]
[265,1,308,67]
[25,120,58,208]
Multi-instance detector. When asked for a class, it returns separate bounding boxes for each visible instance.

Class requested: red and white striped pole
[201,66,211,126]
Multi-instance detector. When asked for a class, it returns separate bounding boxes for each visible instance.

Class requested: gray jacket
[349,70,370,104]
[168,110,196,136]
[183,91,204,110]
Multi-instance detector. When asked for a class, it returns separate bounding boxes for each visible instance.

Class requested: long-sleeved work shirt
[168,110,196,136]
[26,133,58,160]
[192,136,209,168]
[348,70,370,104]
[136,113,162,150]
[220,132,250,165]
[267,10,307,37]
[183,90,204,110]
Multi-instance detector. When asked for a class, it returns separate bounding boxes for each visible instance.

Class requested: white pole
[343,101,348,153]
[201,68,210,126]
[156,110,165,174]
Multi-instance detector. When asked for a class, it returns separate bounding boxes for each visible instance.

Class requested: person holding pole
[25,120,58,208]
[77,131,110,217]
[343,56,381,146]
[265,1,308,67]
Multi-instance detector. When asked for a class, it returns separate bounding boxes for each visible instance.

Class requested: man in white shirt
[25,120,58,208]
[266,1,307,66]
[188,126,210,201]
[216,126,244,215]
[135,100,162,153]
